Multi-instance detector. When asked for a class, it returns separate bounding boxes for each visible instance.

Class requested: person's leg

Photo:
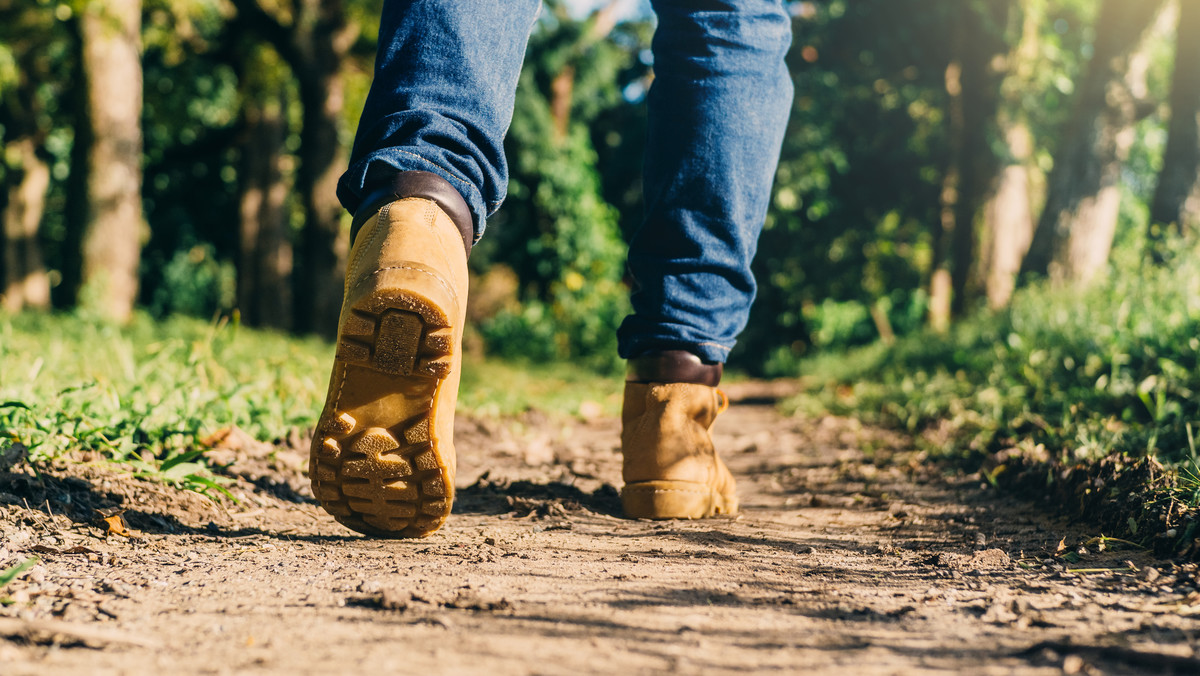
[312,0,540,538]
[620,0,793,519]
[618,0,793,364]
[337,0,543,241]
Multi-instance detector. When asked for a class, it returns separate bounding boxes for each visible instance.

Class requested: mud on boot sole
[310,269,458,538]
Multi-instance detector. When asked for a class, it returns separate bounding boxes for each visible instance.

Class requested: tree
[978,0,1046,310]
[1020,0,1168,285]
[740,0,956,369]
[1151,0,1200,238]
[231,0,356,336]
[235,44,294,330]
[78,0,145,320]
[1,138,51,313]
[928,0,1008,331]
[0,1,57,311]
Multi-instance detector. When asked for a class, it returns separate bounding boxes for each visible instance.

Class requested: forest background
[1,0,1196,373]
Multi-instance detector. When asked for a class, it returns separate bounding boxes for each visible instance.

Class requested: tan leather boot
[310,172,472,538]
[620,351,738,519]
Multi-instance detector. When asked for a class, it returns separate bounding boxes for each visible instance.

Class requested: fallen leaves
[31,545,98,556]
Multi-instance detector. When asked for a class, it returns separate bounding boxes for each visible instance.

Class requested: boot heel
[621,481,736,520]
[338,266,458,379]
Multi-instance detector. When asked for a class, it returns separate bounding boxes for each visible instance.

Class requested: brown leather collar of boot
[352,171,475,256]
[626,350,723,387]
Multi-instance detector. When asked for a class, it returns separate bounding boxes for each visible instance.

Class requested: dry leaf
[94,509,133,538]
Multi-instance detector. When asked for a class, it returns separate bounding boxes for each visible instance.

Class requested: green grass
[0,311,620,494]
[788,236,1200,551]
[0,557,38,604]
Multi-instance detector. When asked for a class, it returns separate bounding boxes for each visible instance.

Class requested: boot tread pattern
[310,294,455,538]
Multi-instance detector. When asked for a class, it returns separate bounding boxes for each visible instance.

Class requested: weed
[0,557,38,605]
[788,234,1200,546]
[0,312,618,499]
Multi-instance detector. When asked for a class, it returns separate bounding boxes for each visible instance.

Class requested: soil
[2,381,1199,675]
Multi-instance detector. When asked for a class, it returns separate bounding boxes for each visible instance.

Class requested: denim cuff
[337,154,487,243]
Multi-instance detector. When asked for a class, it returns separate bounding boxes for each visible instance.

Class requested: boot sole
[621,481,738,520]
[310,267,458,538]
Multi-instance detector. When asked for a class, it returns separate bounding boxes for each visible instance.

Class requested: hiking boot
[620,351,738,519]
[309,172,472,538]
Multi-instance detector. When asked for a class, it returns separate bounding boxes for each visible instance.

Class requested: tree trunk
[1151,0,1200,237]
[928,56,961,334]
[550,65,576,143]
[983,122,1036,308]
[950,1,1006,317]
[2,138,52,312]
[289,0,351,336]
[79,0,144,320]
[59,13,91,308]
[980,0,1041,309]
[229,0,352,336]
[237,90,294,330]
[1020,0,1168,285]
[929,1,1006,329]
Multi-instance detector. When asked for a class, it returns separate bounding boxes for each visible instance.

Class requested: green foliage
[736,0,1177,374]
[0,556,36,588]
[0,556,37,604]
[128,448,237,500]
[147,244,237,318]
[1009,0,1096,164]
[139,0,244,314]
[473,5,642,373]
[480,119,630,372]
[0,312,618,496]
[791,234,1200,501]
[739,0,959,372]
[0,0,80,297]
[0,313,327,496]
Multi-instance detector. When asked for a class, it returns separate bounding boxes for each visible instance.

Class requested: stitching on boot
[350,203,390,284]
[632,384,657,440]
[422,200,456,281]
[329,363,349,424]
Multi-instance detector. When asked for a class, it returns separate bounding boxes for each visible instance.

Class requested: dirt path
[2,383,1199,675]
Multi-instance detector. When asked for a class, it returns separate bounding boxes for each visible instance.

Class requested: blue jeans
[337,0,793,364]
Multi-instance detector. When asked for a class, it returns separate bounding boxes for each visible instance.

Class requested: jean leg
[617,0,793,364]
[336,0,542,240]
